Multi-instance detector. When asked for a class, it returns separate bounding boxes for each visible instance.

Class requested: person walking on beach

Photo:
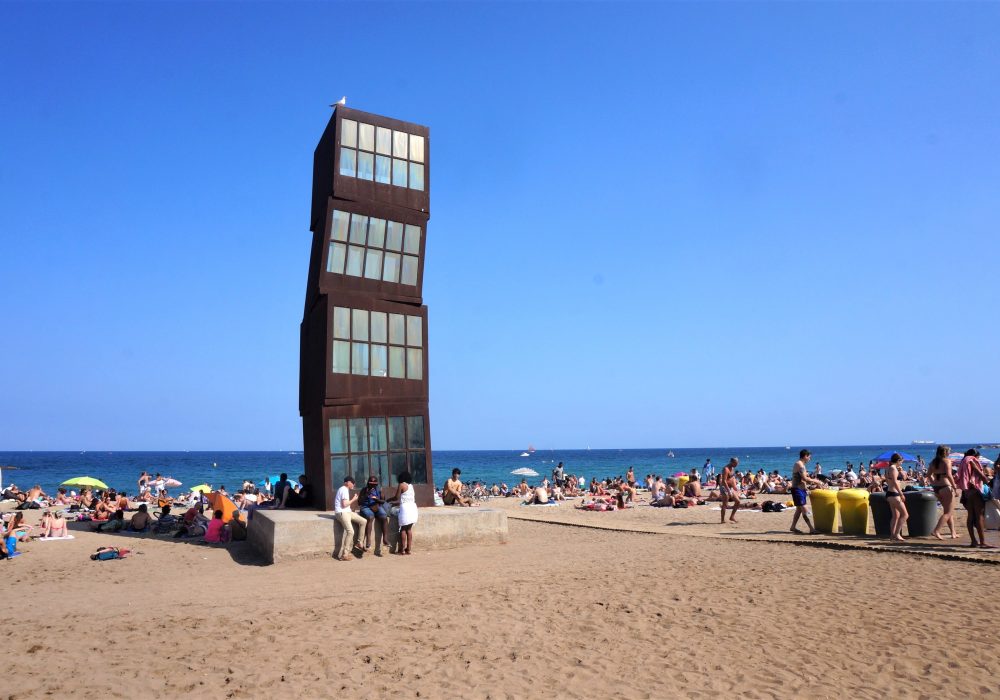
[790,450,820,534]
[719,458,740,524]
[956,449,992,548]
[704,459,714,484]
[929,445,959,540]
[885,453,909,542]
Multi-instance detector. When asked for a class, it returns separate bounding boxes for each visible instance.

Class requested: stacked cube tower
[300,106,434,509]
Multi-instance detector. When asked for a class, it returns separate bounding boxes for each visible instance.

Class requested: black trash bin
[904,490,938,537]
[869,492,892,538]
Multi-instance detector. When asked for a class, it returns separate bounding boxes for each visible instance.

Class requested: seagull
[331,96,346,108]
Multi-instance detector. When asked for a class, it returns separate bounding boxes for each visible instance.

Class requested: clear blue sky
[2,2,998,450]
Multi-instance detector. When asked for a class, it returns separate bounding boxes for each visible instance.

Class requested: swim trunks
[791,487,807,507]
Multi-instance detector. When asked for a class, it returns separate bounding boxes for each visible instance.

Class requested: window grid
[332,306,423,380]
[339,118,425,191]
[327,209,420,287]
[329,416,428,485]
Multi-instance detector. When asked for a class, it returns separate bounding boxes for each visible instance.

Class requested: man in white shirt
[845,466,859,486]
[333,476,367,561]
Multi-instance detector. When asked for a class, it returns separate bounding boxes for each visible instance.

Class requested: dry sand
[3,498,999,699]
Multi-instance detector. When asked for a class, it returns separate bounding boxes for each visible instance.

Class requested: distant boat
[911,440,935,445]
[785,446,790,450]
[667,451,675,458]
[519,452,530,457]
[527,445,536,453]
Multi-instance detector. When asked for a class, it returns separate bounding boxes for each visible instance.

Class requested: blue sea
[2,444,994,496]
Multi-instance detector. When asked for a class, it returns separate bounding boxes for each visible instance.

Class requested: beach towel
[521,502,559,507]
[38,535,75,541]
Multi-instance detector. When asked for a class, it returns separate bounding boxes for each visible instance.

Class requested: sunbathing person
[94,509,125,533]
[129,504,153,532]
[46,512,69,538]
[684,479,702,499]
[524,486,550,505]
[93,494,115,521]
[443,469,473,506]
[153,505,179,534]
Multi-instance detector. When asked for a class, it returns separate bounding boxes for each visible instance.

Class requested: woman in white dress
[392,471,418,555]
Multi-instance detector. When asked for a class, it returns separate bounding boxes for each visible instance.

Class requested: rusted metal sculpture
[300,107,434,508]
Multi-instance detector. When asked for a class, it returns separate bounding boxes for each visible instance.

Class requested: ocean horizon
[3,443,996,496]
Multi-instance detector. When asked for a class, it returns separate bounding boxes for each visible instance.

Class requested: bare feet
[932,531,943,541]
[729,518,738,524]
[790,528,803,534]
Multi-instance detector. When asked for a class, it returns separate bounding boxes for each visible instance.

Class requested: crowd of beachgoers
[4,445,1000,560]
[0,470,317,559]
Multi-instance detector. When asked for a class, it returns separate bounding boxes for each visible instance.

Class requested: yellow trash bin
[809,489,840,534]
[838,488,870,536]
[676,475,690,493]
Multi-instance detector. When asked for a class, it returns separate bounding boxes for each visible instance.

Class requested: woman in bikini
[885,453,909,542]
[929,445,958,540]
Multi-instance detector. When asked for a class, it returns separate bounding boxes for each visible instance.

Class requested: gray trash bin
[904,490,938,537]
[869,492,892,538]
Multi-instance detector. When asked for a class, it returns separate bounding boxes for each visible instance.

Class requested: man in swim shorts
[443,469,473,506]
[790,449,820,534]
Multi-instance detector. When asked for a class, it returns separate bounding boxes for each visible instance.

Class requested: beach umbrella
[61,476,109,489]
[511,467,539,477]
[164,478,182,487]
[948,453,995,466]
[190,484,212,493]
[873,451,918,462]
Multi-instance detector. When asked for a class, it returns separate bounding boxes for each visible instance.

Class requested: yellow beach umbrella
[61,476,109,490]
[190,484,212,493]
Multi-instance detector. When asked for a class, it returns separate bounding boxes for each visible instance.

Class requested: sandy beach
[3,496,999,699]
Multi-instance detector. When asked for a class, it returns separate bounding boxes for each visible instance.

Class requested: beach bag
[981,483,993,501]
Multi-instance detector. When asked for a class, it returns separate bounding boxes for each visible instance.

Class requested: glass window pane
[408,162,424,191]
[329,419,348,454]
[388,417,406,450]
[364,249,383,280]
[373,453,390,487]
[357,151,374,180]
[390,452,407,482]
[331,210,350,241]
[331,457,349,489]
[403,225,421,255]
[389,313,405,344]
[392,158,407,187]
[368,218,386,248]
[393,130,409,159]
[407,416,426,449]
[340,119,357,148]
[332,340,351,373]
[386,221,404,251]
[369,417,388,451]
[350,454,369,481]
[370,311,387,343]
[376,126,391,155]
[333,307,351,339]
[358,123,375,151]
[349,215,368,244]
[351,342,369,375]
[371,344,388,377]
[382,253,400,283]
[407,348,423,380]
[407,315,423,347]
[375,155,391,184]
[352,308,368,341]
[349,418,368,453]
[346,246,364,276]
[410,451,427,484]
[389,346,405,378]
[339,148,356,177]
[401,255,418,286]
[409,134,425,163]
[327,242,346,274]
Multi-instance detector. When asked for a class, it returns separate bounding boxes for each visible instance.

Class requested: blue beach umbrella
[873,451,918,462]
[259,475,300,489]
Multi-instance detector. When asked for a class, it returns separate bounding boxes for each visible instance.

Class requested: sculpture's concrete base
[247,507,508,564]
